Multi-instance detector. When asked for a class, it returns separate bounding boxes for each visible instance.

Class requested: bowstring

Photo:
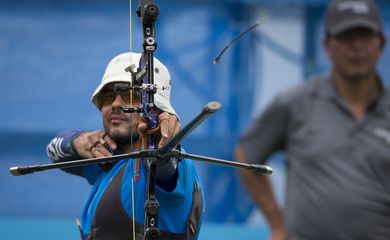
[129,1,136,240]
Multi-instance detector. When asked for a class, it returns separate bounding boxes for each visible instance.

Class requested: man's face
[324,27,385,81]
[100,83,140,145]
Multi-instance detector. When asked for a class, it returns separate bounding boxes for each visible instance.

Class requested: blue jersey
[47,129,204,239]
[80,158,203,239]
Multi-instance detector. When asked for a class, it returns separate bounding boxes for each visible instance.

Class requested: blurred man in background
[236,0,390,239]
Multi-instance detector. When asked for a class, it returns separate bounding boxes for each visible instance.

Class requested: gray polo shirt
[239,74,390,240]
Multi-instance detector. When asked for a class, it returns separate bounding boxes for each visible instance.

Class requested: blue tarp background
[1,0,390,239]
[0,0,257,223]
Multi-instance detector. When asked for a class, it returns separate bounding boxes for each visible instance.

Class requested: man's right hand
[270,227,288,240]
[73,130,117,158]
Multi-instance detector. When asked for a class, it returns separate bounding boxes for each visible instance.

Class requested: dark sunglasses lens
[101,90,138,106]
[101,92,115,105]
[120,91,131,103]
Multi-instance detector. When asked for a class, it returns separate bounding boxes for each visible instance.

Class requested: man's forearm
[235,146,285,232]
[240,170,284,230]
[155,157,178,191]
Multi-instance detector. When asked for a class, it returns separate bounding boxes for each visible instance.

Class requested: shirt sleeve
[238,94,289,164]
[156,157,198,199]
[46,129,83,163]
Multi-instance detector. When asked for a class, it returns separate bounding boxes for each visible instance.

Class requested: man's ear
[379,33,387,51]
[323,36,333,60]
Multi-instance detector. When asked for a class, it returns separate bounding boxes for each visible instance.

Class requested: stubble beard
[103,123,140,154]
[337,63,374,83]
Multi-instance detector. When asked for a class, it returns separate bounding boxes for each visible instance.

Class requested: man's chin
[108,130,139,145]
[342,69,372,82]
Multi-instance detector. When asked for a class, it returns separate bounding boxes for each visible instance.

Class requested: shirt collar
[315,72,390,109]
[315,73,338,99]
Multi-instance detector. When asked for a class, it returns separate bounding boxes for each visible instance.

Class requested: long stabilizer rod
[9,151,145,176]
[158,101,221,155]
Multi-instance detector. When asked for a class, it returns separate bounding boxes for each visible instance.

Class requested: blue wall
[0,0,256,224]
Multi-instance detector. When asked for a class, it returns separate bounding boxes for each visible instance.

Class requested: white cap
[91,52,177,116]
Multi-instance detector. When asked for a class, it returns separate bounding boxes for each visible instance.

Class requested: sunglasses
[100,90,140,106]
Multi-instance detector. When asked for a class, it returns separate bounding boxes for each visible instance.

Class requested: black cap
[325,0,383,36]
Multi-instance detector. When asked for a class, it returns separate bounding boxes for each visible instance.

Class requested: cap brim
[91,75,131,109]
[328,18,381,35]
[91,75,177,117]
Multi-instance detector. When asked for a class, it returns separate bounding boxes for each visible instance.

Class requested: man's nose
[350,36,366,49]
[111,94,124,108]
